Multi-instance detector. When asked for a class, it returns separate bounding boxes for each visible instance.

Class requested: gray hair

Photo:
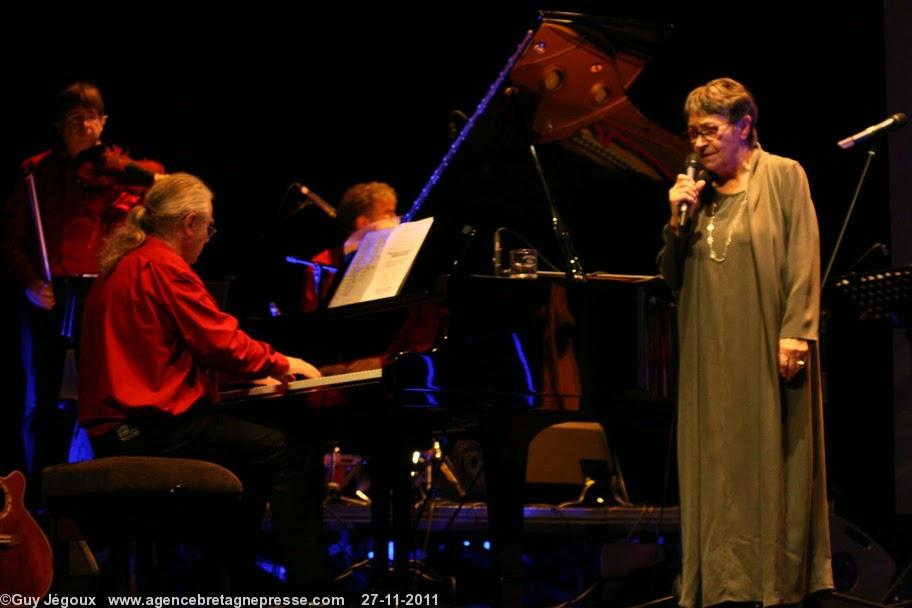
[99,172,213,274]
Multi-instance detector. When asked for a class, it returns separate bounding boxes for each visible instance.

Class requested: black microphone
[493,226,504,276]
[837,112,908,149]
[679,153,702,228]
[292,184,338,218]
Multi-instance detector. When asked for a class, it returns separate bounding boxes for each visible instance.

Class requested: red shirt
[2,146,164,284]
[299,246,344,313]
[79,237,289,436]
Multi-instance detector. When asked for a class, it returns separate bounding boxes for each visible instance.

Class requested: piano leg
[370,441,392,577]
[480,410,584,607]
[479,410,536,608]
[391,437,414,578]
[367,416,417,586]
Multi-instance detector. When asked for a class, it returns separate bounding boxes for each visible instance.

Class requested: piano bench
[41,456,243,595]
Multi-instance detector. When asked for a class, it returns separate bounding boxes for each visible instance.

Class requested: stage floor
[324,500,681,535]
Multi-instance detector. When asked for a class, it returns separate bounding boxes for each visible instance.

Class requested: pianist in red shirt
[79,172,328,590]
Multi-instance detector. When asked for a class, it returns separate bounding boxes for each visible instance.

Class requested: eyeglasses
[62,111,103,127]
[685,122,729,143]
[206,222,217,238]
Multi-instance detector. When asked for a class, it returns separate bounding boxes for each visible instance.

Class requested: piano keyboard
[219,368,383,401]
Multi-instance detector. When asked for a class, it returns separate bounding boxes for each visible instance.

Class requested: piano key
[219,368,382,402]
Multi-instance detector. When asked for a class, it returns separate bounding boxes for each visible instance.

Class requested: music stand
[832,266,912,328]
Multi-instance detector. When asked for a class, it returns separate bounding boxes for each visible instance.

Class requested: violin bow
[25,172,52,284]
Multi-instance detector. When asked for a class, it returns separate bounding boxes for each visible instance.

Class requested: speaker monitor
[526,422,611,484]
[525,422,629,505]
[598,514,895,607]
[824,512,895,606]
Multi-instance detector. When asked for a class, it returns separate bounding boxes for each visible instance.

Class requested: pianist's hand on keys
[251,355,321,387]
[318,356,383,377]
[283,356,322,381]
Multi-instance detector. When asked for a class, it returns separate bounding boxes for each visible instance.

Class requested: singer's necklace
[705,190,747,263]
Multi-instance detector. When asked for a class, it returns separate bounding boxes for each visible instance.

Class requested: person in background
[0,81,163,496]
[79,172,328,591]
[301,181,399,311]
[660,77,833,606]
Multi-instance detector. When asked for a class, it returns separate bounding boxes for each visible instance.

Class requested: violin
[0,471,54,599]
[75,143,159,192]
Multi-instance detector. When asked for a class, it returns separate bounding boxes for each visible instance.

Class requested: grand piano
[234,12,689,606]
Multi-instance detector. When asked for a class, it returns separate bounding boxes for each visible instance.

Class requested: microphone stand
[810,148,896,608]
[277,198,316,224]
[819,145,880,408]
[819,145,888,419]
[822,145,879,286]
[528,144,586,281]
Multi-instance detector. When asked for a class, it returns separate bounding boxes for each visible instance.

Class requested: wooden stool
[42,456,243,595]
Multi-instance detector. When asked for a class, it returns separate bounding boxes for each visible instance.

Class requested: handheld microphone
[679,153,702,228]
[293,184,338,218]
[837,112,908,149]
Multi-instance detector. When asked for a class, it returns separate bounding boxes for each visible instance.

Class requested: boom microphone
[293,184,338,218]
[837,113,908,150]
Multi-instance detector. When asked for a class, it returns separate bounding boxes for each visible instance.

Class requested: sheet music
[329,217,434,308]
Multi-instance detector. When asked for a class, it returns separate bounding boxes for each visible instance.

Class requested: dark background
[0,1,903,562]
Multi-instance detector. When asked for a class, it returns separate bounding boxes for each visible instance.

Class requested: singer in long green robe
[660,78,833,607]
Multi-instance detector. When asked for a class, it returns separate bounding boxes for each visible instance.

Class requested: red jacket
[299,245,344,312]
[2,145,164,284]
[79,237,289,436]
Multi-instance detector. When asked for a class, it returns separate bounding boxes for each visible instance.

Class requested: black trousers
[91,407,328,588]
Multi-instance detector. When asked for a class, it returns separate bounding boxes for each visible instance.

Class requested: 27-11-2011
[360,593,438,606]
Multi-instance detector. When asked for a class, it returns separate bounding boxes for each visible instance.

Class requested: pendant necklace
[705,191,747,263]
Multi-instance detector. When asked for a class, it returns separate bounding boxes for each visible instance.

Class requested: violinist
[0,81,163,502]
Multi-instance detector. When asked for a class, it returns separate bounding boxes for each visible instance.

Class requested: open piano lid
[511,11,688,181]
[370,11,690,307]
[396,11,691,295]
